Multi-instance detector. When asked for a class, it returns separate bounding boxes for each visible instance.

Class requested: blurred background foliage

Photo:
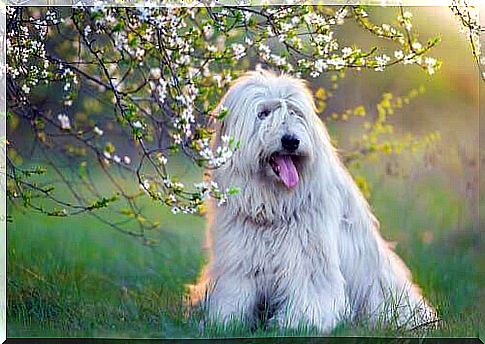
[6,5,483,338]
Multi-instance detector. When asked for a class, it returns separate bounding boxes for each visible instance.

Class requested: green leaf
[227,187,240,195]
[216,108,229,120]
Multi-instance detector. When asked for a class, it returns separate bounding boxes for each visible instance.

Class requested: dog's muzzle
[269,134,303,189]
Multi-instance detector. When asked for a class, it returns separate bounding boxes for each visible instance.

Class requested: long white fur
[190,69,436,333]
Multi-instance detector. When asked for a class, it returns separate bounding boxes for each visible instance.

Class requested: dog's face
[218,71,321,190]
[254,98,314,189]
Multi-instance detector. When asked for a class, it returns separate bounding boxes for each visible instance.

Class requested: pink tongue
[275,155,299,189]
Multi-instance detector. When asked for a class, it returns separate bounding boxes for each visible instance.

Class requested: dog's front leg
[204,273,257,328]
[272,263,347,333]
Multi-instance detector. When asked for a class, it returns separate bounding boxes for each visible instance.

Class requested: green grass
[7,166,484,338]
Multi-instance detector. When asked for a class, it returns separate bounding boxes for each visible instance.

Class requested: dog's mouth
[269,153,299,189]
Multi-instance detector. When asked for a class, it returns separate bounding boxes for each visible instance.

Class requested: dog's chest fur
[214,205,332,322]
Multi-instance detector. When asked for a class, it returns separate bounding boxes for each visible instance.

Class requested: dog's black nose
[281,134,300,152]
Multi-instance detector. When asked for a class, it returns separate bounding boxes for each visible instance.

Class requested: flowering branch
[5,4,466,243]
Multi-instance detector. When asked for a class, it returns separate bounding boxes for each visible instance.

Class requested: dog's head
[215,69,328,190]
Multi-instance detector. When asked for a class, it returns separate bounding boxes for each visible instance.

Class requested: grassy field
[6,161,484,339]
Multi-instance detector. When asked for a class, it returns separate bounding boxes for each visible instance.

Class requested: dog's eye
[258,109,271,119]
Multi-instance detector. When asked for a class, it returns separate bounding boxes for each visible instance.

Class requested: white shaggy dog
[191,70,436,333]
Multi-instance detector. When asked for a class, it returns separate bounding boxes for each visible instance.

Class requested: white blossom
[231,43,246,59]
[403,11,413,20]
[341,47,353,57]
[57,113,71,130]
[84,25,92,37]
[158,155,168,165]
[94,126,104,136]
[412,41,423,51]
[132,120,143,129]
[172,133,182,144]
[140,179,151,192]
[150,67,161,79]
[394,50,404,59]
[424,57,438,75]
[374,54,391,71]
[21,84,30,94]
